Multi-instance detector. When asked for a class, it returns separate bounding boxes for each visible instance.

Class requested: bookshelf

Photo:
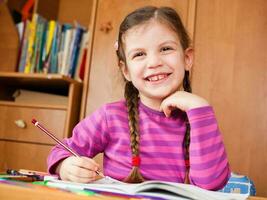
[0,0,94,171]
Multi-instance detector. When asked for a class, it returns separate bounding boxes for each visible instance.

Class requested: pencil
[32,118,103,177]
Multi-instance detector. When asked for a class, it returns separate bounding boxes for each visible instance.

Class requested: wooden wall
[193,0,267,196]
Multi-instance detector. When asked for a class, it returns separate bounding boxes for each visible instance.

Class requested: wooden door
[193,0,267,196]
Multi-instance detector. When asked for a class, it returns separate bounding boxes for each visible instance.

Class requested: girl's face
[121,20,193,110]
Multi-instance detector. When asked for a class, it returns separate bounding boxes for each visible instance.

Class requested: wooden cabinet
[0,72,82,171]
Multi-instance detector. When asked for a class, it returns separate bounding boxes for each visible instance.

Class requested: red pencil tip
[32,119,37,124]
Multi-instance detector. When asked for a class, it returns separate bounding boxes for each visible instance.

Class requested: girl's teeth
[148,74,166,81]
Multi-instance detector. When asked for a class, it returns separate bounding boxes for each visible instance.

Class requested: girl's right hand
[56,156,100,183]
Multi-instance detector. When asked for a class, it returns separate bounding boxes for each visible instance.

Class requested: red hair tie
[132,156,141,166]
[185,159,190,168]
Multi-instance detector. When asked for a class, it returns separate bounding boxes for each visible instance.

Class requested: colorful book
[17,20,29,72]
[31,15,46,73]
[49,23,61,73]
[68,25,85,78]
[60,28,73,75]
[57,23,72,73]
[42,20,56,73]
[74,31,89,81]
[45,178,249,200]
[36,18,47,73]
[24,13,38,73]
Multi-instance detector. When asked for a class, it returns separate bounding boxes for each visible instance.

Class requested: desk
[0,181,266,200]
[0,182,119,200]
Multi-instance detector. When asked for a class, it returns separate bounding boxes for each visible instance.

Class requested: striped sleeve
[186,106,230,190]
[47,105,109,174]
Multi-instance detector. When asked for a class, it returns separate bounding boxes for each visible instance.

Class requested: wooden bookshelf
[0,0,93,172]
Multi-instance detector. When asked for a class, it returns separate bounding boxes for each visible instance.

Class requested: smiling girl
[47,6,230,190]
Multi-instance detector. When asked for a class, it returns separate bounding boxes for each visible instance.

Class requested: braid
[183,70,192,93]
[183,70,191,150]
[123,81,145,183]
[183,70,191,183]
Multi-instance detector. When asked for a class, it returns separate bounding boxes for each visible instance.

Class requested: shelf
[0,72,82,86]
[0,101,67,110]
[0,72,82,97]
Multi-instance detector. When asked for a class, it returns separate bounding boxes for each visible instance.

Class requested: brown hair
[116,6,192,183]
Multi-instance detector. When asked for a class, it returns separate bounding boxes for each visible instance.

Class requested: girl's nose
[147,53,162,68]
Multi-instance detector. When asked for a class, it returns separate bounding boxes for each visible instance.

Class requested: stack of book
[16,13,89,81]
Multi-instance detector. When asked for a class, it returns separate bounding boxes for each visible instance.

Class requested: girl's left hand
[160,91,209,117]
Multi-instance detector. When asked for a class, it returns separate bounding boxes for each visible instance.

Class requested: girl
[47,6,230,190]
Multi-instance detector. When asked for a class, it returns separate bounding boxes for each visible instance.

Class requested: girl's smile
[144,72,171,83]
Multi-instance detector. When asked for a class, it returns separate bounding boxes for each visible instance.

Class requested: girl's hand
[160,91,209,117]
[56,156,100,183]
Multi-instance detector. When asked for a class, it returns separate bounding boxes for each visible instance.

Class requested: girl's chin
[140,93,170,103]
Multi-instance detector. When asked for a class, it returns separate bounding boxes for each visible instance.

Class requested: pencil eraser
[32,119,37,124]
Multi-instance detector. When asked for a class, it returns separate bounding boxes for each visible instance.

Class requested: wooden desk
[0,181,122,200]
[0,181,266,200]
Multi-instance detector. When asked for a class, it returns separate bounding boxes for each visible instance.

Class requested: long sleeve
[187,106,230,190]
[47,106,109,174]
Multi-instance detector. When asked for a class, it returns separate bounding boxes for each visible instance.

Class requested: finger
[68,164,97,179]
[75,157,99,172]
[163,107,172,117]
[160,101,173,117]
[67,172,97,183]
[83,157,100,169]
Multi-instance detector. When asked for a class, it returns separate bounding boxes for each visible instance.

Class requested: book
[36,17,48,73]
[31,15,46,73]
[60,28,73,75]
[74,31,89,82]
[18,20,31,72]
[45,177,248,200]
[57,23,72,74]
[43,20,57,73]
[17,20,29,72]
[68,25,85,78]
[24,13,39,73]
[49,23,61,73]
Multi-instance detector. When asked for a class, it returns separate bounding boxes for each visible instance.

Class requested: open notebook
[45,176,249,200]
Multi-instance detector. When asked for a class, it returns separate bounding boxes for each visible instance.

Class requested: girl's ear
[184,47,194,71]
[120,61,131,81]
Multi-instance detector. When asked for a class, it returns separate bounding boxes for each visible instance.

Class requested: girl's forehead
[125,19,175,37]
[123,19,179,45]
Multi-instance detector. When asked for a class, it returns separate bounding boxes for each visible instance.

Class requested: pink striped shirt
[47,100,230,190]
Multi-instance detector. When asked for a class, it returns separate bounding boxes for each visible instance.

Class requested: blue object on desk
[219,172,256,196]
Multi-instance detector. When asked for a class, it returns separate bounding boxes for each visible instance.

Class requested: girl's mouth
[145,73,171,82]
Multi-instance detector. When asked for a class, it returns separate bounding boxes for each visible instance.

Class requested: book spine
[43,20,56,73]
[18,20,30,72]
[24,14,38,73]
[68,27,84,78]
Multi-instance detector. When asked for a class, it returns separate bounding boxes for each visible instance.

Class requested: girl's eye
[132,52,145,59]
[161,46,173,52]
